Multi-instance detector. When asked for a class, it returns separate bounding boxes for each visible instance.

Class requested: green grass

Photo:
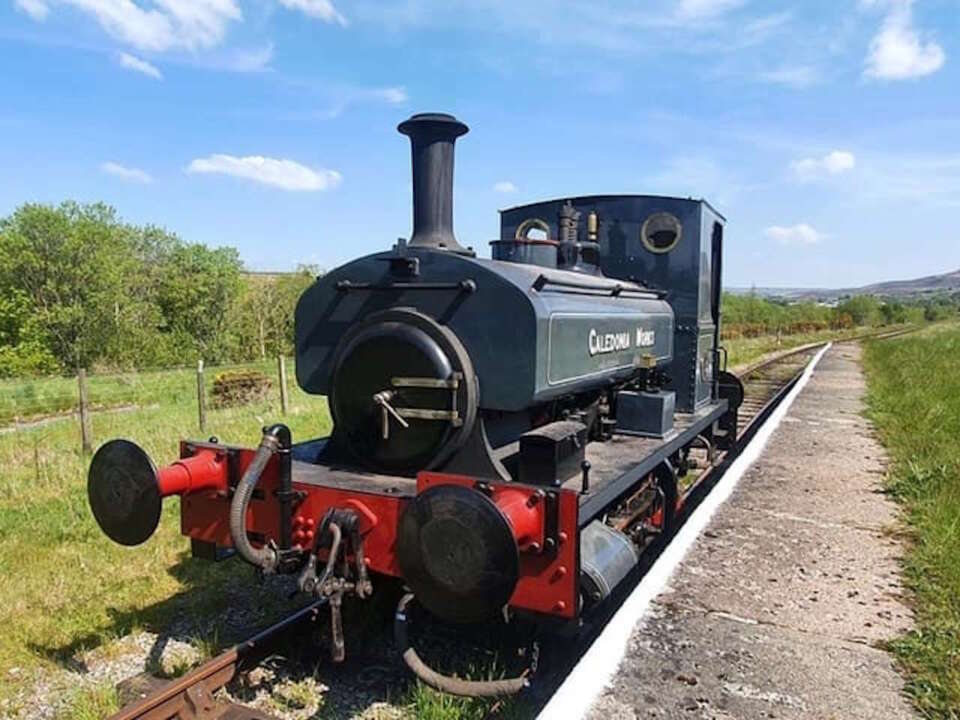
[863,324,960,718]
[723,326,872,369]
[0,358,284,425]
[0,362,331,703]
[53,683,120,720]
[404,681,521,720]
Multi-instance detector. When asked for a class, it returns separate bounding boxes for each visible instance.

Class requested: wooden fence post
[197,360,207,432]
[278,355,289,415]
[78,368,93,454]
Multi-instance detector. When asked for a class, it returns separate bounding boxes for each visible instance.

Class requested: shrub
[210,369,272,407]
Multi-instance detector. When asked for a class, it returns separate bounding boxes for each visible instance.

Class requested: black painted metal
[266,423,293,552]
[397,113,470,254]
[87,439,162,546]
[327,307,478,474]
[500,196,725,412]
[578,401,727,527]
[397,483,520,623]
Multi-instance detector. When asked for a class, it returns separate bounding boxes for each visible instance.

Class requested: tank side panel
[296,251,676,412]
[294,252,540,411]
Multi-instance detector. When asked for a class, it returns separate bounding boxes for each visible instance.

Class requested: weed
[53,682,119,720]
[864,323,960,718]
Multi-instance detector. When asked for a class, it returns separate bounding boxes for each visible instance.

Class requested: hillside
[853,268,960,297]
[732,268,960,300]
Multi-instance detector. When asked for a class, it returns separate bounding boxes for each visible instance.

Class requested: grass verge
[863,323,960,718]
[0,373,331,704]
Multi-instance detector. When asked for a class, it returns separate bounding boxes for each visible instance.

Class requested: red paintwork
[417,472,580,619]
[173,445,580,620]
[156,449,227,496]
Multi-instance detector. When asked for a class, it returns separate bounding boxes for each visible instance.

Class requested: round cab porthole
[641,212,682,254]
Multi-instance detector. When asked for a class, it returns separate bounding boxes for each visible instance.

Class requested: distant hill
[852,269,960,297]
[731,268,960,301]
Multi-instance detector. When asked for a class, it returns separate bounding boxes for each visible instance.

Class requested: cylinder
[397,113,470,253]
[580,521,639,605]
[156,450,227,496]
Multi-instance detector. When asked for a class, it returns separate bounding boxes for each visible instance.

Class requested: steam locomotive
[88,113,742,691]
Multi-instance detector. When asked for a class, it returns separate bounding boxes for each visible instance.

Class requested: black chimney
[398,113,470,254]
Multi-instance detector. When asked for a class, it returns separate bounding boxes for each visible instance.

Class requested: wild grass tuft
[404,681,521,720]
[864,323,960,718]
[53,682,119,720]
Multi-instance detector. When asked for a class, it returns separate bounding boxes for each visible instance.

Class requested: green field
[864,325,960,718]
[0,368,332,711]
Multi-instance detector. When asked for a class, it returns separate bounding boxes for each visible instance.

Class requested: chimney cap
[398,112,469,138]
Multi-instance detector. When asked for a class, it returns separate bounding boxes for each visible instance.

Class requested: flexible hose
[229,431,281,572]
[394,593,530,698]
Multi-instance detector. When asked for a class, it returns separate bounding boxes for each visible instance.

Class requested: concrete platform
[587,344,916,720]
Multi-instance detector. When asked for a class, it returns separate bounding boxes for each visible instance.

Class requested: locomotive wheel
[397,484,519,624]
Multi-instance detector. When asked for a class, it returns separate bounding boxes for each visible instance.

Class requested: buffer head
[87,439,162,546]
[397,483,519,623]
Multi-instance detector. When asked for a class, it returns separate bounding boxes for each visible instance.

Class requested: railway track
[103,329,917,720]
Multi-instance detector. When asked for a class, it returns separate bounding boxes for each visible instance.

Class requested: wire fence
[0,356,296,446]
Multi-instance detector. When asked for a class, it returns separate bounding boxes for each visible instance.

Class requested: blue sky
[1,0,957,288]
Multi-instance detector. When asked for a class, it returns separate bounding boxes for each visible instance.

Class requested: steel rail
[109,600,325,720]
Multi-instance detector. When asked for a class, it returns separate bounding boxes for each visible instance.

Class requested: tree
[0,202,140,370]
[836,295,881,326]
[154,243,243,363]
[0,201,245,375]
[227,268,317,361]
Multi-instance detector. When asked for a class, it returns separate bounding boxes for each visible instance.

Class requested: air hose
[229,427,283,573]
[394,593,530,698]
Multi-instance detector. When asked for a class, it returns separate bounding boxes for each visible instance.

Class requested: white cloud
[864,0,945,80]
[850,152,960,206]
[15,0,49,20]
[100,161,153,183]
[493,181,517,193]
[760,65,819,88]
[118,51,162,79]
[676,0,746,20]
[791,150,856,180]
[276,0,347,25]
[186,154,342,192]
[321,85,409,118]
[16,0,243,52]
[764,223,825,245]
[370,86,409,104]
[218,43,274,72]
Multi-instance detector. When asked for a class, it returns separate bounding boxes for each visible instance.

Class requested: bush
[0,341,61,378]
[210,369,272,407]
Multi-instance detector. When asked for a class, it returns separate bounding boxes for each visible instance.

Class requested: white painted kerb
[536,343,832,720]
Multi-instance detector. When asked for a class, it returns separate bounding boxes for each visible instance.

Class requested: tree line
[722,291,959,339]
[1,201,957,378]
[0,202,314,378]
